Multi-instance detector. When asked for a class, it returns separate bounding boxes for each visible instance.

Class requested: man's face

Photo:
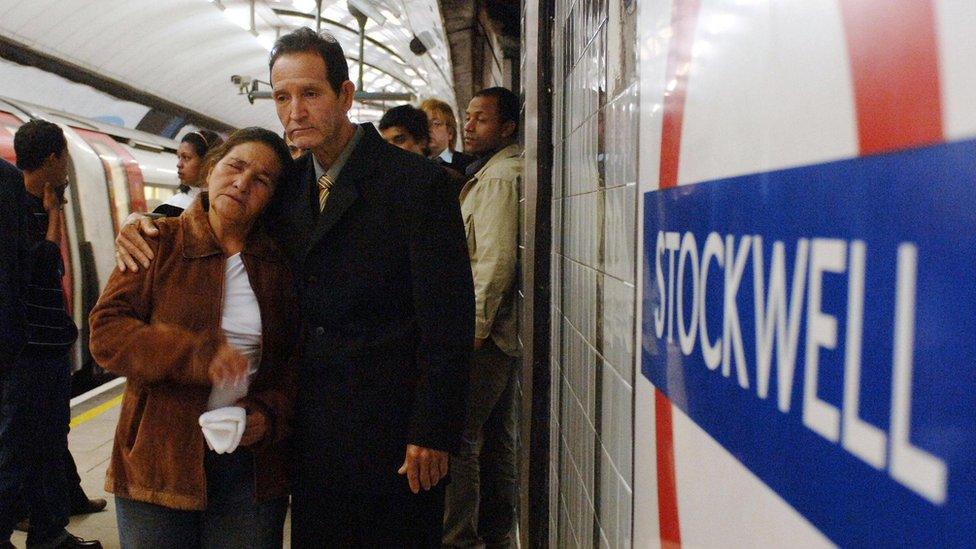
[271,51,352,153]
[42,150,70,200]
[463,96,515,156]
[53,150,69,183]
[426,111,451,157]
[381,126,427,156]
[46,150,69,185]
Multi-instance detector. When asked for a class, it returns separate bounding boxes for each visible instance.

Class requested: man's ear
[339,80,356,112]
[42,152,59,169]
[501,120,517,140]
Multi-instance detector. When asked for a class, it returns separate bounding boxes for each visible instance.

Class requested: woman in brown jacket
[89,127,297,548]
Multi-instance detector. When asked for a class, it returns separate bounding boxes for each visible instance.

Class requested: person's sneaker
[52,533,102,548]
[69,498,107,516]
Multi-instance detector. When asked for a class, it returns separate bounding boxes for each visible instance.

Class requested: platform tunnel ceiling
[0,0,456,129]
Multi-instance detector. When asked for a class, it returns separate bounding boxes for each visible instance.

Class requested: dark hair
[181,129,223,158]
[202,127,294,190]
[378,105,431,144]
[14,119,67,172]
[473,87,519,133]
[269,27,349,94]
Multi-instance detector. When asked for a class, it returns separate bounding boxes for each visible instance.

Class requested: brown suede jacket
[89,196,299,511]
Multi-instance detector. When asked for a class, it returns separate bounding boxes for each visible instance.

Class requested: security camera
[230,75,253,87]
[409,36,428,56]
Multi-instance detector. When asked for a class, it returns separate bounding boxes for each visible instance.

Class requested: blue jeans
[116,449,287,549]
[0,353,72,547]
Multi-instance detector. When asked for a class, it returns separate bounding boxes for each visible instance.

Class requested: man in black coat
[116,28,474,546]
[0,158,26,368]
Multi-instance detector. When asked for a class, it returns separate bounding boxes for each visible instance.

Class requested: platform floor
[10,382,292,548]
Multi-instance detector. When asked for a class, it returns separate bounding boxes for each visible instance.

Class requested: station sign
[641,139,976,546]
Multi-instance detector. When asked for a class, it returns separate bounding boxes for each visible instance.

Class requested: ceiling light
[292,0,317,12]
[224,5,254,31]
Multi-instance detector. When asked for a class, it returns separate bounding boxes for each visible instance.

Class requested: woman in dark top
[153,130,223,217]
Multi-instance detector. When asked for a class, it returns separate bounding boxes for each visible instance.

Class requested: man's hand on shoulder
[116,213,159,272]
[398,444,450,494]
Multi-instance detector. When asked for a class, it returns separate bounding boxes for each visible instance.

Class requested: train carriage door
[72,129,148,232]
[0,111,22,162]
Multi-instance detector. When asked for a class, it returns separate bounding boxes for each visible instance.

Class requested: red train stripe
[654,1,702,545]
[659,0,702,190]
[838,0,944,154]
[655,389,681,547]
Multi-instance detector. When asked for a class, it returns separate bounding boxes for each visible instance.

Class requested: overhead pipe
[348,4,369,92]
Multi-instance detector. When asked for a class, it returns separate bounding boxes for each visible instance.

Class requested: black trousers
[291,481,445,548]
[0,353,71,545]
[0,376,90,516]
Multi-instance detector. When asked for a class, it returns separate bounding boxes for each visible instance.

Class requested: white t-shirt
[162,186,202,211]
[207,253,263,410]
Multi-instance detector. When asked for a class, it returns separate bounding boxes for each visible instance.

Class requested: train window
[143,183,176,212]
[74,129,148,232]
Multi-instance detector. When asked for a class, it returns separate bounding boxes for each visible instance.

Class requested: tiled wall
[550,0,640,546]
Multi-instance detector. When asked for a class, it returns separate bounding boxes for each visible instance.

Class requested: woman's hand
[208,343,248,388]
[239,408,268,447]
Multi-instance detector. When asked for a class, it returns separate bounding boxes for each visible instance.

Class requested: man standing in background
[379,104,467,192]
[0,120,101,549]
[0,157,26,371]
[422,98,476,174]
[444,87,522,548]
[379,104,434,157]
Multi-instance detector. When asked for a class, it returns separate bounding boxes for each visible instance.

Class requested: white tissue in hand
[199,406,247,454]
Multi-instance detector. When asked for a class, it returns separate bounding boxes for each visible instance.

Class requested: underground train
[0,96,180,382]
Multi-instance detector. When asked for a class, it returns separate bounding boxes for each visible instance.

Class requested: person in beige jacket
[444,87,522,548]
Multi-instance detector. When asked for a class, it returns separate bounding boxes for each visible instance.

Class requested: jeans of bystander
[443,338,520,548]
[0,353,72,547]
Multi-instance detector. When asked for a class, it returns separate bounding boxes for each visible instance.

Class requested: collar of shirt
[438,148,454,164]
[312,124,364,182]
[464,148,497,177]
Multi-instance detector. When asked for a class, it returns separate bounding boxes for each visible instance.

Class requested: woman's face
[207,142,280,226]
[426,111,452,157]
[176,142,203,186]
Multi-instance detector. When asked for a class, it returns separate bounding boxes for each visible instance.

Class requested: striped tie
[317,173,333,212]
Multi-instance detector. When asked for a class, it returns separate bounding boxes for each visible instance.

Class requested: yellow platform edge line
[70,394,123,428]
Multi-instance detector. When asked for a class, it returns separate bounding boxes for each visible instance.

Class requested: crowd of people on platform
[1,25,522,549]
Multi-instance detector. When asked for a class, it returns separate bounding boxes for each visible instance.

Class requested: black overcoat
[267,124,474,495]
[0,159,26,367]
